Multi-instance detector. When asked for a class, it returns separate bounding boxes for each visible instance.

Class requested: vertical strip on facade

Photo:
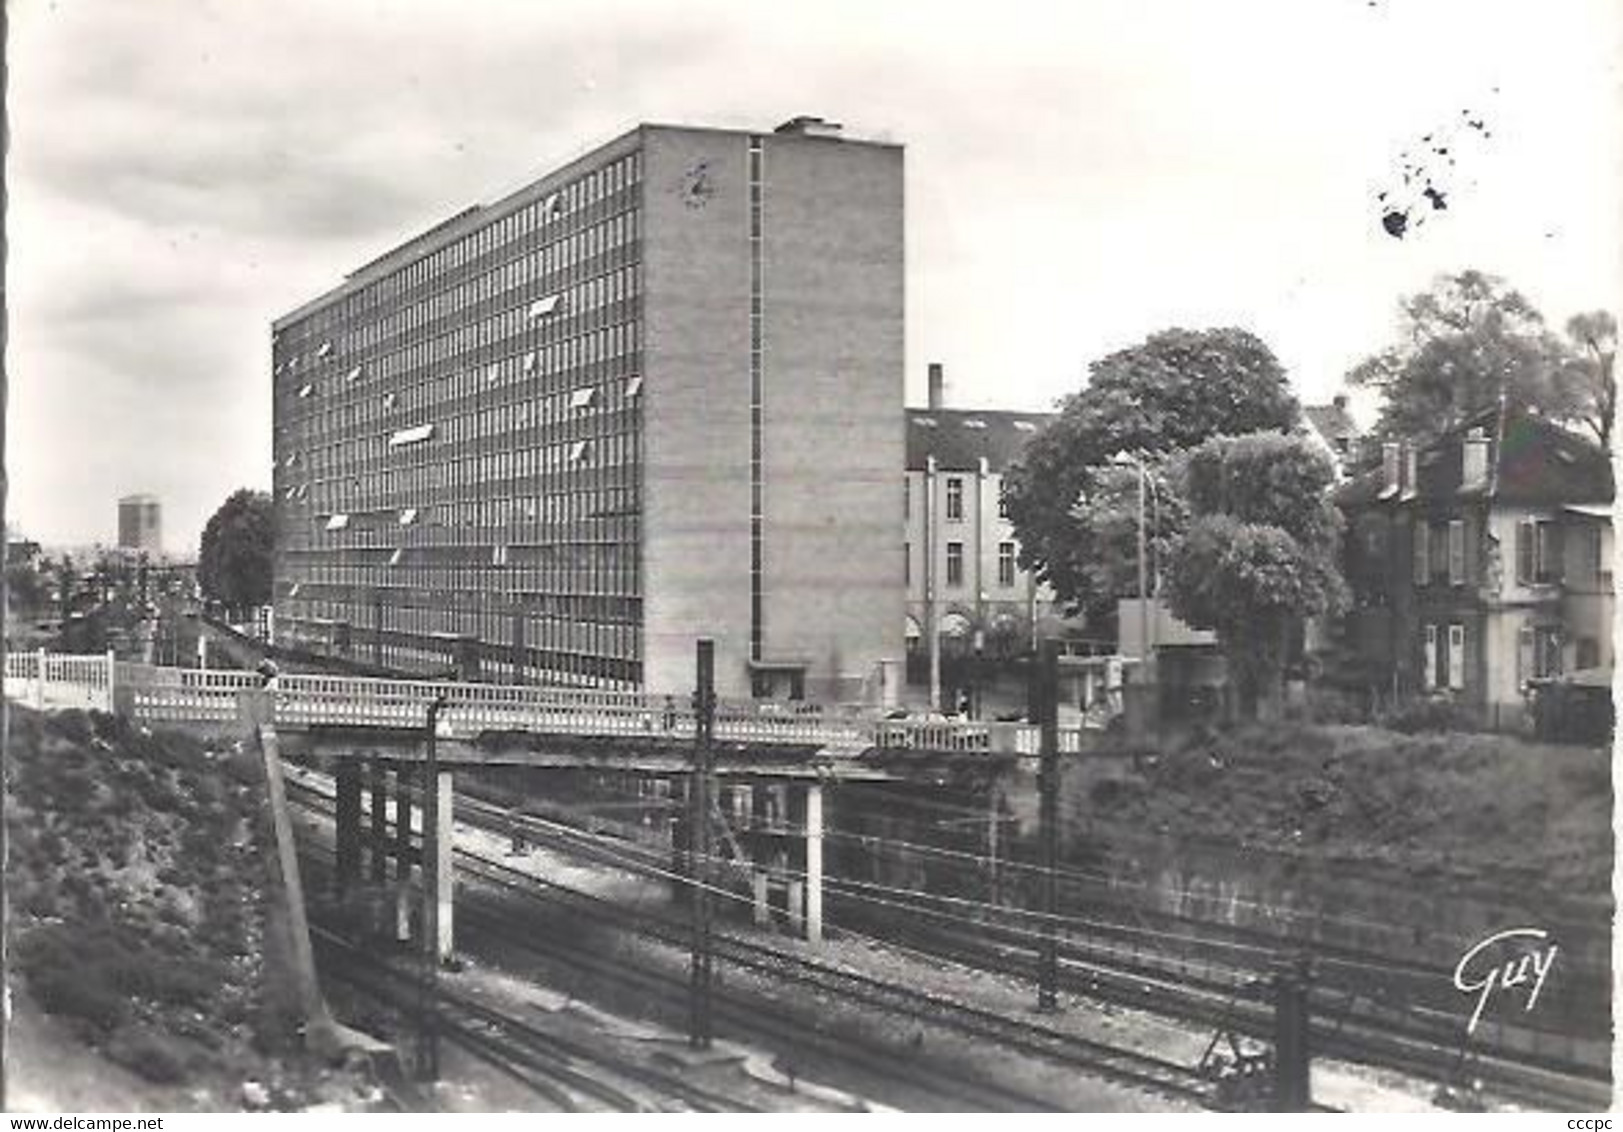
[748,135,765,662]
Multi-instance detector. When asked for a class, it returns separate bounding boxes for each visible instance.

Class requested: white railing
[4,650,117,713]
[19,658,1094,757]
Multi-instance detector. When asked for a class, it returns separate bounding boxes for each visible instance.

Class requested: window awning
[570,387,596,409]
[1564,503,1612,519]
[399,508,419,525]
[529,293,564,318]
[325,514,350,531]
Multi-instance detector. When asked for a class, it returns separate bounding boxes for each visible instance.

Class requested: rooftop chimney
[1332,393,1348,412]
[1401,443,1418,500]
[927,363,945,410]
[774,115,844,138]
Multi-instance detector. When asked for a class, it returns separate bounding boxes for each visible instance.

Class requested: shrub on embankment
[6,706,302,1086]
[1077,720,1611,899]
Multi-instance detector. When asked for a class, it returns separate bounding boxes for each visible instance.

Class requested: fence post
[33,649,46,709]
[105,650,117,712]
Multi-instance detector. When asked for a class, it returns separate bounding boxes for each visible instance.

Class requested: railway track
[437,783,1611,1111]
[306,862,784,1111]
[288,778,1203,1110]
[286,771,1610,1111]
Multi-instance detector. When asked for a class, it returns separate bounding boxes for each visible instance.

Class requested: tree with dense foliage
[198,490,274,617]
[1165,432,1346,720]
[1348,270,1574,445]
[1554,310,1617,450]
[1002,327,1299,626]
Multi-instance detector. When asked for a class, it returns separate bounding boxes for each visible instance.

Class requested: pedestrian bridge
[3,650,1092,762]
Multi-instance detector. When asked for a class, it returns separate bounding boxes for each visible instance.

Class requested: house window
[946,542,964,587]
[1423,624,1438,689]
[1515,519,1559,584]
[1586,524,1611,588]
[903,477,910,522]
[904,542,911,587]
[997,487,1009,520]
[1577,636,1600,670]
[998,541,1016,587]
[1448,624,1466,691]
[1448,520,1465,585]
[1412,520,1429,586]
[1518,624,1564,682]
[946,478,964,521]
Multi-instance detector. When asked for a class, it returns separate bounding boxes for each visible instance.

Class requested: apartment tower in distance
[117,494,163,554]
[271,118,904,701]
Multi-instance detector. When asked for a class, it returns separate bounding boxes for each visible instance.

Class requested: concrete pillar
[804,783,823,944]
[394,766,413,944]
[334,762,362,898]
[431,769,455,962]
[752,870,771,927]
[368,761,387,883]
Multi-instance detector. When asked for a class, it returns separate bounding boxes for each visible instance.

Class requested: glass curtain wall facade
[272,145,646,686]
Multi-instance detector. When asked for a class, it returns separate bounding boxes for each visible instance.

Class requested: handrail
[16,656,1094,756]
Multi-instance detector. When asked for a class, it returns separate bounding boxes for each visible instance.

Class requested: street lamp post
[1109,453,1157,689]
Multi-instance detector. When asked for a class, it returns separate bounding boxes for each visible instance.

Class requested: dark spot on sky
[1382,209,1408,239]
[1423,185,1447,211]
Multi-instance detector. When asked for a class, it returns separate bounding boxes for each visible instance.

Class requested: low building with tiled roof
[1334,401,1614,727]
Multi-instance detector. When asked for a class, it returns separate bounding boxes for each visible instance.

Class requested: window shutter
[1413,521,1429,586]
[1448,520,1465,585]
[1423,624,1438,689]
[1517,625,1534,685]
[1448,624,1465,691]
[1515,521,1533,585]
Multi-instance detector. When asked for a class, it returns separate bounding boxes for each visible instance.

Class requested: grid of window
[946,542,964,587]
[271,149,646,687]
[945,477,964,521]
[748,135,765,661]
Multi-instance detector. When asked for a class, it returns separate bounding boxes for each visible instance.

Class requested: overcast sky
[9,0,1619,553]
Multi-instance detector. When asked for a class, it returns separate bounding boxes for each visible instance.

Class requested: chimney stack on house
[927,362,945,410]
[1462,427,1490,490]
[1401,443,1418,500]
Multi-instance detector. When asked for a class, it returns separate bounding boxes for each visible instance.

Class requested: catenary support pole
[1273,952,1313,1111]
[1037,637,1060,1013]
[688,639,715,1049]
[419,695,448,1080]
[334,762,362,898]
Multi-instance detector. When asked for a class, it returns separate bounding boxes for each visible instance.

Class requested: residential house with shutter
[1334,402,1613,727]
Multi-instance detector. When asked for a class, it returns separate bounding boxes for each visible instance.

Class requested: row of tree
[1003,270,1615,718]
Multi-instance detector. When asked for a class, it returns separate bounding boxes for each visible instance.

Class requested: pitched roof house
[1335,402,1613,726]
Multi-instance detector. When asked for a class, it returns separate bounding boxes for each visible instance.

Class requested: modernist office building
[117,494,163,554]
[271,118,903,700]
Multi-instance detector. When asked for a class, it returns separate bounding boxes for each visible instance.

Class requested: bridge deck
[6,655,1093,768]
